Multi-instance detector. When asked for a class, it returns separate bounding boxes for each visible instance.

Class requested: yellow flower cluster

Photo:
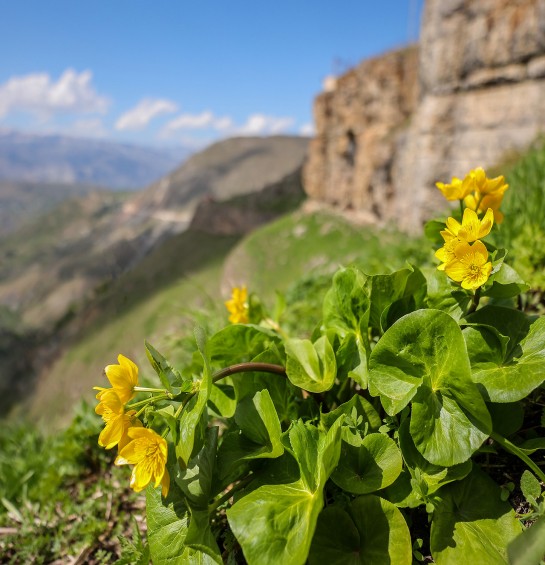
[435,172,501,290]
[225,285,249,324]
[94,354,169,496]
[436,167,508,224]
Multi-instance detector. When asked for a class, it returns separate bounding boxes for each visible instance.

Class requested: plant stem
[466,286,481,315]
[459,200,464,218]
[127,393,169,409]
[491,432,545,483]
[208,475,254,514]
[212,362,287,384]
[134,386,170,394]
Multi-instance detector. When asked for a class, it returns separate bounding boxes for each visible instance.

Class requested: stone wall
[304,0,545,232]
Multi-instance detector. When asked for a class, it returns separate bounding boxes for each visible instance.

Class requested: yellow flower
[436,176,473,201]
[94,354,139,404]
[445,208,494,243]
[435,230,460,270]
[462,168,508,223]
[95,389,142,450]
[444,240,492,290]
[225,286,249,324]
[115,427,170,497]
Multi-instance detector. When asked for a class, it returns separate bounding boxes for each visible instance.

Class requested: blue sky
[0,0,424,150]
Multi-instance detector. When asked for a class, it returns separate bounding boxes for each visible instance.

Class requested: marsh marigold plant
[91,166,545,565]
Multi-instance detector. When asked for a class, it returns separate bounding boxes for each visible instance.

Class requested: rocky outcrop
[189,169,305,236]
[304,0,545,231]
[304,47,419,224]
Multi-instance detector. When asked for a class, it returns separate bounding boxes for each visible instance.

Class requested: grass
[0,403,146,564]
[489,139,545,288]
[223,208,430,303]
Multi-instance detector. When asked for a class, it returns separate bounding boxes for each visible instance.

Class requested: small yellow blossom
[436,176,473,201]
[445,208,494,243]
[444,240,492,290]
[95,389,142,450]
[94,354,139,404]
[462,168,508,223]
[225,286,249,324]
[115,427,170,497]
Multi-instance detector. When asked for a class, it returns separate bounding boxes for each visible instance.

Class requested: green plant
[88,168,545,564]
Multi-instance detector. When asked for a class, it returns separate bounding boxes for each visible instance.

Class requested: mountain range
[0,135,309,415]
[0,130,185,189]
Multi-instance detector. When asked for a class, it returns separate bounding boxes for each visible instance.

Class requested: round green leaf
[398,420,471,494]
[331,433,402,494]
[465,314,545,402]
[308,496,412,565]
[369,309,491,466]
[430,467,523,565]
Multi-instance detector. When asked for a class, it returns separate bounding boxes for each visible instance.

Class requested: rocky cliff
[304,0,545,231]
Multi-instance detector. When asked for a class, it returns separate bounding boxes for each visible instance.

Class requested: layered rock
[305,0,545,231]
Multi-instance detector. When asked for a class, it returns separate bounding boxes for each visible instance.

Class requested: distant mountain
[0,135,309,331]
[0,179,104,235]
[0,130,186,189]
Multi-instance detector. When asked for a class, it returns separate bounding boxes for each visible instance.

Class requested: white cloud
[0,69,109,119]
[236,113,295,135]
[115,98,178,131]
[299,122,315,136]
[161,111,234,137]
[160,110,296,140]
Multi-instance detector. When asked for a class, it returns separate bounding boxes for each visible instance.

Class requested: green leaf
[285,335,336,393]
[147,481,190,564]
[483,261,529,299]
[369,309,491,466]
[308,496,412,565]
[430,467,523,564]
[517,437,545,454]
[424,219,447,244]
[335,332,369,389]
[208,383,236,418]
[398,420,471,494]
[178,328,213,465]
[331,433,402,494]
[322,266,369,338]
[520,470,541,502]
[507,515,545,565]
[424,268,471,321]
[207,324,280,366]
[321,394,382,434]
[464,306,545,402]
[184,508,222,564]
[145,341,183,392]
[227,418,343,565]
[465,313,545,402]
[176,427,218,509]
[216,390,284,488]
[488,402,524,437]
[365,265,427,333]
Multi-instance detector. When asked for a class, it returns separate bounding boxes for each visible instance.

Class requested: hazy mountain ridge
[0,179,109,235]
[0,130,185,189]
[0,135,309,331]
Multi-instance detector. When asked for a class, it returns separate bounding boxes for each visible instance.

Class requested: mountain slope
[0,135,309,331]
[0,180,106,236]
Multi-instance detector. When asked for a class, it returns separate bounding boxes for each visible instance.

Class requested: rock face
[304,0,545,231]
